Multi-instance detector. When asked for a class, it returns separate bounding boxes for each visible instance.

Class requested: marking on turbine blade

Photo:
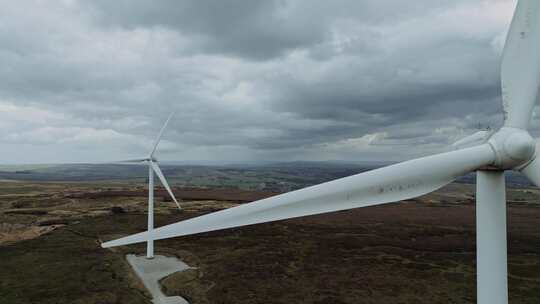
[501,84,509,122]
[375,180,423,195]
[525,8,533,31]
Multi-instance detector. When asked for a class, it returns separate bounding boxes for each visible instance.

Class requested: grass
[0,182,540,303]
[0,226,147,304]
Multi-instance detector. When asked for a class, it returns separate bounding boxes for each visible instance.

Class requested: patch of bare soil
[66,187,278,203]
[0,222,63,245]
[161,267,212,304]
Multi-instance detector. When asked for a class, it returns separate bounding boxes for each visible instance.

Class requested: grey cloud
[85,0,476,61]
[86,0,327,60]
[0,0,519,163]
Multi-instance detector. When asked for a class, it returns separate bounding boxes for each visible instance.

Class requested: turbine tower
[103,1,540,302]
[117,113,181,259]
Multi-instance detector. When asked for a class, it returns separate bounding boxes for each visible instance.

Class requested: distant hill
[0,162,532,190]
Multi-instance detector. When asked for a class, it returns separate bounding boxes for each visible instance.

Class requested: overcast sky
[0,0,529,164]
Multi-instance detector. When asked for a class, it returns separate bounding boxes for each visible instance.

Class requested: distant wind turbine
[115,113,181,259]
[103,1,540,302]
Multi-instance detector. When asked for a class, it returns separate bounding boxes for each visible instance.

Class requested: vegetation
[0,166,539,303]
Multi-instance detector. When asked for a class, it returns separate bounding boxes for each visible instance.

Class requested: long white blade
[501,0,540,129]
[102,144,495,248]
[87,158,148,165]
[150,161,181,210]
[476,170,508,304]
[149,112,175,158]
[111,158,149,163]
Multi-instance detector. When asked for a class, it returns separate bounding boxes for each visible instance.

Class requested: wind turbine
[117,113,181,259]
[103,1,540,302]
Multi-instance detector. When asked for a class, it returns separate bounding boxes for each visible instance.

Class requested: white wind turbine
[103,1,540,302]
[116,113,181,259]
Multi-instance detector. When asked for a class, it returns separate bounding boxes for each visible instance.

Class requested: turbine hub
[504,132,535,161]
[488,127,535,169]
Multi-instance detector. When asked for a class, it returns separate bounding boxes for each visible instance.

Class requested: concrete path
[126,254,190,304]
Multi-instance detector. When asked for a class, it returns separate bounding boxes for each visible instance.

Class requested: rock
[36,218,69,226]
[4,209,48,215]
[110,206,126,214]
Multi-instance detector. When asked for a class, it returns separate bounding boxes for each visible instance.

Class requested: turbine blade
[519,142,540,186]
[501,0,540,129]
[102,144,495,248]
[111,158,149,163]
[150,161,181,210]
[149,112,175,158]
[88,158,148,165]
[76,159,147,165]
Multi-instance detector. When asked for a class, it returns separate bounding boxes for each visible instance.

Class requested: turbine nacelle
[488,127,536,169]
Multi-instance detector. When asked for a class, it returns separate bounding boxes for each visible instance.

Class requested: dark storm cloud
[86,0,327,60]
[0,0,518,163]
[85,0,475,60]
